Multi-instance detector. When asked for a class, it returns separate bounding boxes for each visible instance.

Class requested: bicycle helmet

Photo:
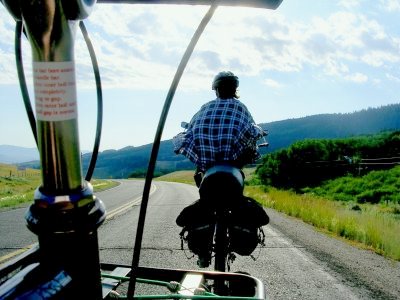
[212,71,239,90]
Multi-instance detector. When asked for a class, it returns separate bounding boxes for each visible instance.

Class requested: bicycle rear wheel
[213,214,229,295]
[214,222,228,272]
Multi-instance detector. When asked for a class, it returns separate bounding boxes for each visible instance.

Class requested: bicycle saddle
[199,164,244,203]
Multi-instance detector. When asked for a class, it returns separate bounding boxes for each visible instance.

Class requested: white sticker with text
[33,61,77,121]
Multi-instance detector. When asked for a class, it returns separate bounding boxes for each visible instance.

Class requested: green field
[0,163,118,209]
[155,170,196,185]
[245,186,400,261]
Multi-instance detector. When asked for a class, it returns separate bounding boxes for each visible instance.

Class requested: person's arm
[173,105,203,154]
[172,132,186,154]
[240,103,263,143]
[235,103,264,164]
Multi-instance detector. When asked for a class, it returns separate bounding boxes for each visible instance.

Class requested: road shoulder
[266,208,400,300]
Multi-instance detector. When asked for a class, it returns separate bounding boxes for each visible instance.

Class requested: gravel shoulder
[267,208,400,300]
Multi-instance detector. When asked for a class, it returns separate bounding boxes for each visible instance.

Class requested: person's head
[212,71,239,99]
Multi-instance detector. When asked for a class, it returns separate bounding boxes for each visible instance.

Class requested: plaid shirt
[173,98,262,172]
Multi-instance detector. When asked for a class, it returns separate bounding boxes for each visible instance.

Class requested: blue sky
[1,0,400,151]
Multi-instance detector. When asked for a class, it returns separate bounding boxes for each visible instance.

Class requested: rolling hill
[7,103,400,178]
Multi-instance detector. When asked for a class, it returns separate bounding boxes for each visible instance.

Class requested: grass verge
[155,168,257,185]
[91,179,119,192]
[245,185,400,261]
[0,164,41,209]
[0,164,118,209]
[155,170,196,185]
[0,178,118,210]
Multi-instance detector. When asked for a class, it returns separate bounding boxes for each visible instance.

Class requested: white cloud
[339,0,362,9]
[263,78,283,89]
[297,11,400,79]
[344,72,368,83]
[323,59,349,77]
[386,73,400,82]
[380,0,400,12]
[1,3,399,91]
[0,9,19,84]
[361,51,399,67]
[82,5,211,90]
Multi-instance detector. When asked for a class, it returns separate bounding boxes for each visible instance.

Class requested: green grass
[302,166,400,205]
[245,185,400,261]
[155,167,257,185]
[91,179,119,192]
[0,164,118,209]
[0,164,41,209]
[155,170,196,185]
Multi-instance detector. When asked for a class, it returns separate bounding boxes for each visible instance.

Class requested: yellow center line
[106,183,157,219]
[0,183,157,265]
[0,245,37,265]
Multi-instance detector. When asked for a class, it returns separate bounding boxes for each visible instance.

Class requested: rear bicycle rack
[0,247,265,299]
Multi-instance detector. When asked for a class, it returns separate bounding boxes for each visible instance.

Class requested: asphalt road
[1,180,399,299]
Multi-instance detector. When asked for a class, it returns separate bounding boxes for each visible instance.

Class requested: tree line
[256,131,400,190]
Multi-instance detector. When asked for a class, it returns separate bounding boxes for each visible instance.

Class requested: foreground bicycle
[0,0,282,299]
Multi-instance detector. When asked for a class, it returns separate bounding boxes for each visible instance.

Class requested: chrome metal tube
[19,0,82,194]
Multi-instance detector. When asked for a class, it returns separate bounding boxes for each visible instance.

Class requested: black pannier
[181,223,214,257]
[229,225,265,256]
[227,197,268,256]
[177,200,215,260]
[176,196,269,257]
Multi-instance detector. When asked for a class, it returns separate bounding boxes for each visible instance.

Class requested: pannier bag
[227,196,269,256]
[176,200,215,227]
[230,196,269,227]
[177,200,215,266]
[229,225,265,256]
[177,196,269,257]
[180,223,214,259]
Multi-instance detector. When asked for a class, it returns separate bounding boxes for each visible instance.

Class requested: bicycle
[178,163,269,294]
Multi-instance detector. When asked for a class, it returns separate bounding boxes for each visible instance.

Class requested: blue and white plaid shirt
[173,98,262,172]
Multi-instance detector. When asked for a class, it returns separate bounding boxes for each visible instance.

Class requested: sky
[1,0,400,151]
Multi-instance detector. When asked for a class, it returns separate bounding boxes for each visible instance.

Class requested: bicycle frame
[0,0,282,299]
[199,165,244,274]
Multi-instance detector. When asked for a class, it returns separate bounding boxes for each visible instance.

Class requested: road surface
[1,180,399,299]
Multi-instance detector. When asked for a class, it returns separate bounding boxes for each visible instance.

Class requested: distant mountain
[260,103,400,153]
[81,141,193,179]
[0,145,39,164]
[10,103,400,178]
[82,103,400,179]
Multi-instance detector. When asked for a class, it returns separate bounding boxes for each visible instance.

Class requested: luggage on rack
[228,225,265,256]
[177,200,215,267]
[176,196,269,257]
[228,196,268,256]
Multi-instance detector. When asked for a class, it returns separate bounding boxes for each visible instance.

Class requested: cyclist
[173,71,268,268]
[173,71,263,186]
